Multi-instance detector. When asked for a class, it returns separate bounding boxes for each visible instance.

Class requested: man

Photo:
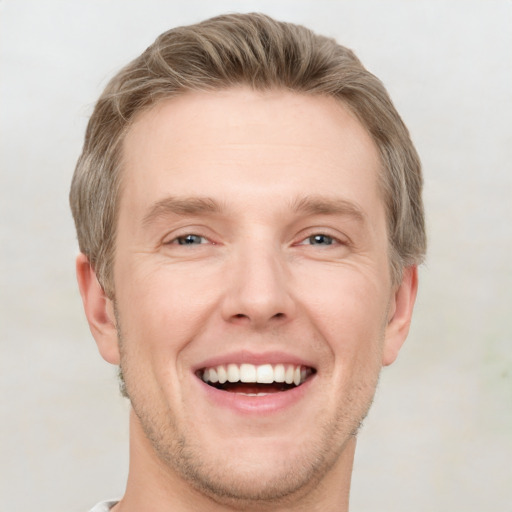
[70,12,425,512]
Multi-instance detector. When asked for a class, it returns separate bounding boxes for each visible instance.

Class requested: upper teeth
[201,363,309,386]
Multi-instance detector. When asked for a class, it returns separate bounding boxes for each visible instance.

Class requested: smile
[197,363,315,395]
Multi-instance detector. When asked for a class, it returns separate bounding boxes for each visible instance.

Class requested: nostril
[229,311,287,324]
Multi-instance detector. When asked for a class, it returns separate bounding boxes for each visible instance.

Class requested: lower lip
[195,375,316,415]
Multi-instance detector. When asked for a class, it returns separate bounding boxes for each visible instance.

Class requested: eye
[301,234,336,246]
[172,234,208,245]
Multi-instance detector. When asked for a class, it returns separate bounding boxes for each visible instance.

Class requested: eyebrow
[141,194,366,227]
[290,195,367,224]
[141,196,222,227]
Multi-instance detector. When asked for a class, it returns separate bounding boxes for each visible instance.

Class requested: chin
[169,440,336,505]
[136,402,350,506]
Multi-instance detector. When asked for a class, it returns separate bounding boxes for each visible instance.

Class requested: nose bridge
[222,233,294,326]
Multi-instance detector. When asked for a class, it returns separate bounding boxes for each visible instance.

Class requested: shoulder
[88,500,119,512]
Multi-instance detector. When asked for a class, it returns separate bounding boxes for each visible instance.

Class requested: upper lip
[193,350,317,372]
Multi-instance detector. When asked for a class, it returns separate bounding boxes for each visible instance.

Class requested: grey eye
[307,234,334,245]
[177,234,205,245]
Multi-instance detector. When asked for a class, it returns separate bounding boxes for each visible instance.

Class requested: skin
[77,87,418,512]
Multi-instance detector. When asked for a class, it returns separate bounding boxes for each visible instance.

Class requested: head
[71,13,425,509]
[70,12,425,299]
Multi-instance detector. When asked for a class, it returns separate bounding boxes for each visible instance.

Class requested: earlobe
[382,266,419,367]
[76,253,120,365]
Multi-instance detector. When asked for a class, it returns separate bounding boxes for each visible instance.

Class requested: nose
[221,242,296,328]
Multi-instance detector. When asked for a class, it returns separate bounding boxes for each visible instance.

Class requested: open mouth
[196,363,316,395]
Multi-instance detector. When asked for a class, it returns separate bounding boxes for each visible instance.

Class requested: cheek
[297,265,389,361]
[114,261,222,360]
[301,262,388,317]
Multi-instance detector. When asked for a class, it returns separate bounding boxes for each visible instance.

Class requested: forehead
[120,87,382,219]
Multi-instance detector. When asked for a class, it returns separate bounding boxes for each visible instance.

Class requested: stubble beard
[115,312,381,508]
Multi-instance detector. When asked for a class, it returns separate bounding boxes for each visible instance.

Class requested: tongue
[218,382,291,394]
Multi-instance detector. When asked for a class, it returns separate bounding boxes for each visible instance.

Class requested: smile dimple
[196,363,315,395]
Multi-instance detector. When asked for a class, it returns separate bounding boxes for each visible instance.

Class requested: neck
[113,408,355,512]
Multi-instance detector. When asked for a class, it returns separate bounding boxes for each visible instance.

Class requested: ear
[382,265,419,366]
[76,253,120,365]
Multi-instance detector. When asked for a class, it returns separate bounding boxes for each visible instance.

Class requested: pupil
[312,234,332,245]
[179,235,201,245]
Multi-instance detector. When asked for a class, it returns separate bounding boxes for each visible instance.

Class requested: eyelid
[300,234,336,245]
[172,234,209,245]
[295,228,351,247]
[162,227,216,246]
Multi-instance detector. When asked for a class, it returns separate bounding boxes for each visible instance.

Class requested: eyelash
[166,234,210,246]
[299,233,339,246]
[165,231,346,248]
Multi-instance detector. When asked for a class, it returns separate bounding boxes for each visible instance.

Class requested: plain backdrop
[1,1,511,511]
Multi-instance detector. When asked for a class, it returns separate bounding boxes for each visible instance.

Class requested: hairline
[102,86,399,298]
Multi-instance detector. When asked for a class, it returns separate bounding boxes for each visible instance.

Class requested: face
[83,88,415,505]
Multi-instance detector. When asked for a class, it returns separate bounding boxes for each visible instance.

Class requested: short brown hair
[70,12,426,297]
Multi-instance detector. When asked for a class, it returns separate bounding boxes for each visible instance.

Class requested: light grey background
[1,1,511,511]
